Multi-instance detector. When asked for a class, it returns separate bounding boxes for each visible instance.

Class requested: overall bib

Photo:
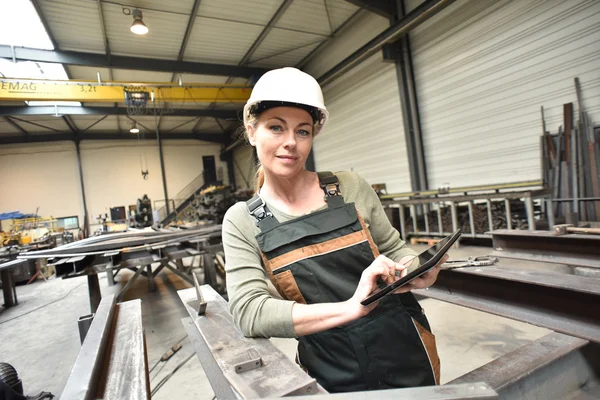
[246,172,440,393]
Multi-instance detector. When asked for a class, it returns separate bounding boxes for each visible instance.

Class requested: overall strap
[317,171,345,208]
[246,194,279,231]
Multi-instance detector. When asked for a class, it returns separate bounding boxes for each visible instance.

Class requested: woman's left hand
[393,254,448,293]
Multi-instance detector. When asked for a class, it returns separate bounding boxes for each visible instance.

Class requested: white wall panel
[0,142,84,223]
[410,0,600,188]
[0,139,228,230]
[314,54,412,193]
[80,140,226,217]
[233,143,256,190]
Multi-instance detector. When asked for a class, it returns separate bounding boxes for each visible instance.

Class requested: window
[56,216,79,230]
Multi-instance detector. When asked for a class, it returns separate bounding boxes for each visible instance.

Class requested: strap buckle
[248,196,272,222]
[324,183,340,198]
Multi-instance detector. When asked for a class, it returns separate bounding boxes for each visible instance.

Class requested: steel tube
[78,313,95,344]
[87,272,101,313]
[182,317,240,400]
[0,269,15,307]
[61,295,116,400]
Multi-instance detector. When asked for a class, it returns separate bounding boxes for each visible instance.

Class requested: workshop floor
[0,244,567,399]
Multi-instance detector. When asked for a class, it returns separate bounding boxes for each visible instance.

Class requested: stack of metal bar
[541,77,600,223]
[18,225,222,277]
[17,225,224,312]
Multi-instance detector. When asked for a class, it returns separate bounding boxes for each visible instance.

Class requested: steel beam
[416,266,600,343]
[451,332,600,400]
[239,0,295,66]
[30,0,59,50]
[318,0,456,86]
[0,105,239,119]
[0,132,227,145]
[0,46,269,78]
[179,286,498,399]
[60,295,116,399]
[344,0,394,18]
[296,9,363,69]
[61,296,149,400]
[490,229,600,269]
[3,116,28,135]
[76,141,90,237]
[154,108,170,216]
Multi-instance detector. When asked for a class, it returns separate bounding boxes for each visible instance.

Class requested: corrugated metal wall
[408,0,600,189]
[233,143,256,190]
[307,12,413,193]
[314,55,413,193]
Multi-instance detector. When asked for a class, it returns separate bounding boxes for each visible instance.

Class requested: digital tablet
[361,229,462,306]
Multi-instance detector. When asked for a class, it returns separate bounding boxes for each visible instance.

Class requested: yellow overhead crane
[0,78,252,103]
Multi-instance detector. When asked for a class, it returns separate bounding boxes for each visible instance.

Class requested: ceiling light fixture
[130,122,140,134]
[130,8,148,35]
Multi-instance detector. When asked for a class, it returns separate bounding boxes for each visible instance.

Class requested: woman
[222,67,445,393]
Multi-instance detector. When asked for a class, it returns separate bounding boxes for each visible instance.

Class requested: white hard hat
[243,67,329,135]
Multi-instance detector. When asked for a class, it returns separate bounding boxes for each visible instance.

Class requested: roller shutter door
[314,54,412,193]
[408,0,600,188]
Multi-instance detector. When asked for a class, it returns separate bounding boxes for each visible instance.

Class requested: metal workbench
[18,225,224,313]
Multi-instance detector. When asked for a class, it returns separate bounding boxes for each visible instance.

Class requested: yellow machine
[2,217,58,246]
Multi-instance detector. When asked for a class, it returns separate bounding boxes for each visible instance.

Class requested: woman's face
[248,106,314,179]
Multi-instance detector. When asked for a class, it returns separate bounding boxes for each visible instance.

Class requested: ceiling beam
[0,132,228,145]
[344,0,394,19]
[3,116,28,136]
[170,0,203,83]
[296,9,363,69]
[62,115,80,135]
[30,0,59,50]
[318,0,455,86]
[177,0,202,62]
[0,46,269,79]
[192,0,293,132]
[0,106,241,119]
[239,0,295,66]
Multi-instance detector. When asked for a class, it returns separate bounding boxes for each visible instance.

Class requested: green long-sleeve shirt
[222,171,418,338]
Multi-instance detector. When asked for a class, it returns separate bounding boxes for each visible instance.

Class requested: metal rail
[451,332,600,399]
[179,285,498,399]
[383,190,551,241]
[60,295,150,399]
[490,229,600,269]
[415,266,600,343]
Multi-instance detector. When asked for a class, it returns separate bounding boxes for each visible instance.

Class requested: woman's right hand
[345,255,408,319]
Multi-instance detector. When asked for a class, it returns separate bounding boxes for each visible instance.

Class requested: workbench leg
[399,205,407,240]
[410,205,417,233]
[147,265,156,292]
[525,195,536,230]
[451,202,460,248]
[87,272,101,313]
[505,199,512,230]
[106,266,115,286]
[486,200,493,233]
[546,198,555,230]
[117,265,145,302]
[468,201,476,237]
[1,269,16,308]
[203,254,218,289]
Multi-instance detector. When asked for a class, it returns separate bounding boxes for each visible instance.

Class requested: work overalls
[246,172,440,393]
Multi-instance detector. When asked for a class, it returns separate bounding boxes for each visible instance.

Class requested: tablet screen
[415,233,455,265]
[361,229,461,306]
